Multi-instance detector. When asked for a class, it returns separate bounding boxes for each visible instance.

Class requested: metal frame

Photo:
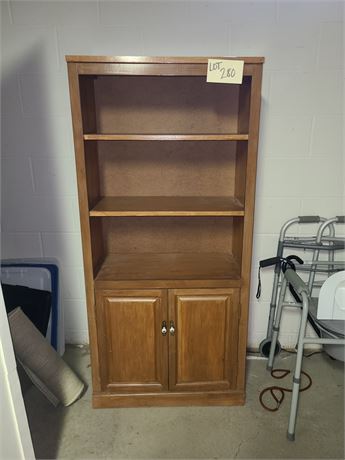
[267,267,345,441]
[260,216,344,356]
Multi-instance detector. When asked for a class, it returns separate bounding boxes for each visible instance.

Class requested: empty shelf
[89,196,245,217]
[95,253,241,282]
[83,133,249,141]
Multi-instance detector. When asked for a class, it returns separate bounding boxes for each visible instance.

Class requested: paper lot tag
[207,59,244,84]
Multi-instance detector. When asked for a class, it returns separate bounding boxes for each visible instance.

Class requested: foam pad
[8,307,85,406]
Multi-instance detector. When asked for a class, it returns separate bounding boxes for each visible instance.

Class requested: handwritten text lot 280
[206,59,244,84]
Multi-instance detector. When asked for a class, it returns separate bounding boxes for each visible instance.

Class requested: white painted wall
[0,287,35,460]
[1,0,344,348]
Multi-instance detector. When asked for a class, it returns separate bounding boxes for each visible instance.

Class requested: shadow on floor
[23,346,344,459]
[23,345,90,459]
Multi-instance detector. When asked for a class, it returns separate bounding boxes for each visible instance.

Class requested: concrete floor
[23,346,344,459]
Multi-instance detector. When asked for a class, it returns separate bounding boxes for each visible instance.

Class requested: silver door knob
[161,321,167,336]
[169,321,175,336]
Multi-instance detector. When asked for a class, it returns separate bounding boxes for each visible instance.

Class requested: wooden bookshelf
[67,55,263,408]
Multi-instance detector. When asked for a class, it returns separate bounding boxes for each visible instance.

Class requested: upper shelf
[83,134,249,141]
[89,196,245,217]
[66,55,265,64]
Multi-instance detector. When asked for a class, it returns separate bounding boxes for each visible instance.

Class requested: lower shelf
[92,390,245,408]
[94,252,241,288]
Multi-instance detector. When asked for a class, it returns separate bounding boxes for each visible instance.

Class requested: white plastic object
[317,271,345,320]
[316,270,345,361]
[334,281,345,319]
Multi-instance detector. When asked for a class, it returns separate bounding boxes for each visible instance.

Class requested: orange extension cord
[259,368,312,412]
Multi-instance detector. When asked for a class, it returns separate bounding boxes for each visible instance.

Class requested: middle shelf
[89,196,245,217]
[83,134,249,141]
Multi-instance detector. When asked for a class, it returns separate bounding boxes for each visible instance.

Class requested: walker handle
[298,216,321,223]
[259,257,281,268]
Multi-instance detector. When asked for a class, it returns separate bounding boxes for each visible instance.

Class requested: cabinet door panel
[169,289,239,392]
[96,289,168,392]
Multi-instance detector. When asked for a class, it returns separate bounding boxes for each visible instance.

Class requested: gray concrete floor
[23,346,344,459]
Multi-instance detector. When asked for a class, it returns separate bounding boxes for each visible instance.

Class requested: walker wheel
[259,338,281,358]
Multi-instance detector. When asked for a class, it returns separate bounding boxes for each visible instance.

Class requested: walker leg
[266,270,280,339]
[267,277,288,371]
[287,294,309,441]
[265,241,284,340]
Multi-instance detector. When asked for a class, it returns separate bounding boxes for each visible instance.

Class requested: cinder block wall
[1,1,344,347]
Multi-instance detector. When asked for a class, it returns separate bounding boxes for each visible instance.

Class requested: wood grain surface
[90,196,245,216]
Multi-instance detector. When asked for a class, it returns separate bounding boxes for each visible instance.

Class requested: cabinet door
[168,289,239,392]
[96,289,168,392]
